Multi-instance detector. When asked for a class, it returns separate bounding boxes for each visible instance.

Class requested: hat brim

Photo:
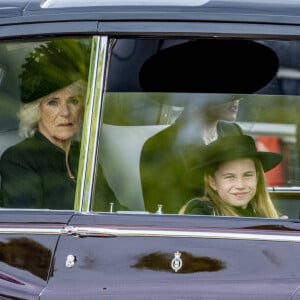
[199,149,282,173]
[255,152,283,172]
[139,39,279,94]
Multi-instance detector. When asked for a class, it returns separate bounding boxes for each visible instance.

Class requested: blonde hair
[18,80,87,138]
[180,158,279,218]
[18,100,40,138]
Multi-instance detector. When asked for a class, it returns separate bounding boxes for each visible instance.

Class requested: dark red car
[0,0,300,299]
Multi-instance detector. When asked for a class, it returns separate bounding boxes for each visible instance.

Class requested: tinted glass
[0,37,92,209]
[93,38,300,219]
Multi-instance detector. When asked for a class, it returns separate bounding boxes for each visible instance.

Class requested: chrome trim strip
[0,227,64,235]
[268,186,300,193]
[41,0,210,9]
[65,226,300,242]
[1,225,300,243]
[75,36,109,212]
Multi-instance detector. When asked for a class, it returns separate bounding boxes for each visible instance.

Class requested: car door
[40,35,300,299]
[0,22,97,300]
[40,215,300,299]
[0,211,73,299]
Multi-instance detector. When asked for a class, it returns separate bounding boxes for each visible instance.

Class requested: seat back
[98,124,169,210]
[0,129,22,158]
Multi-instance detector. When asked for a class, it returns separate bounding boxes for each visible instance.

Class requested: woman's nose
[59,103,70,116]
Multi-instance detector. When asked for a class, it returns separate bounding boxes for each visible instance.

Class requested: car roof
[2,0,300,25]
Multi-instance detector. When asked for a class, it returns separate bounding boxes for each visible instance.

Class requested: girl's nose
[234,177,245,189]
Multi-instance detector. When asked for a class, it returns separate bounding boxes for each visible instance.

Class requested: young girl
[179,135,282,218]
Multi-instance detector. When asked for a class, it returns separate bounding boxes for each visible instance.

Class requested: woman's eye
[47,99,58,106]
[69,98,80,105]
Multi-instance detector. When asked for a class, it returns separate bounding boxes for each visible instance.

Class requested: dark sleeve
[183,198,214,215]
[0,148,43,208]
[233,122,243,134]
[140,123,191,214]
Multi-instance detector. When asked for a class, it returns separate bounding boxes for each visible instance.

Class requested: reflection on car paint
[132,251,226,273]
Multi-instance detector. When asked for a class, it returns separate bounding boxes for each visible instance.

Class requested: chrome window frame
[74,35,110,212]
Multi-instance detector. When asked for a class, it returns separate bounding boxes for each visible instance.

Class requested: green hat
[200,135,282,172]
[19,39,91,103]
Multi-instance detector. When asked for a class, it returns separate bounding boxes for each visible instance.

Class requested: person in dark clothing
[0,39,89,209]
[138,39,279,215]
[140,98,242,214]
[0,131,80,209]
[179,135,283,218]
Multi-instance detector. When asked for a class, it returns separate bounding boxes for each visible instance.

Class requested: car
[1,0,300,299]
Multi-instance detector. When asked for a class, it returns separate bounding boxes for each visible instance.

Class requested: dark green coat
[0,131,79,209]
[183,198,261,217]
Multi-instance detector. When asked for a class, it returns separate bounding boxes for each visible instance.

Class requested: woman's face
[208,158,258,209]
[38,84,84,149]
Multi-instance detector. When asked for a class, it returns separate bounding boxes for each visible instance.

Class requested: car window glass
[0,37,92,209]
[93,38,300,220]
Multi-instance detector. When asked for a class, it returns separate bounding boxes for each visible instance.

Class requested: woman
[0,39,90,209]
[179,135,283,218]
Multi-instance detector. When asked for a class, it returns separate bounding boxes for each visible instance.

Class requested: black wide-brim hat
[139,39,279,95]
[199,135,282,172]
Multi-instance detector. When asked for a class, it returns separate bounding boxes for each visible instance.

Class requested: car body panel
[0,211,73,299]
[0,0,300,25]
[40,213,300,299]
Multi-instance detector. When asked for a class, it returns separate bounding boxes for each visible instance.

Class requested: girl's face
[38,83,84,150]
[208,158,258,209]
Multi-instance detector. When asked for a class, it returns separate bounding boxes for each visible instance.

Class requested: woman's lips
[58,123,73,127]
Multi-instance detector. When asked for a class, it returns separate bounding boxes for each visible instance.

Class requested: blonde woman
[179,135,282,218]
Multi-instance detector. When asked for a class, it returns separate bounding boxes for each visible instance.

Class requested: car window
[0,37,92,209]
[92,38,300,219]
[1,36,299,218]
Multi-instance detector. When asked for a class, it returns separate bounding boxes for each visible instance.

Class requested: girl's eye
[224,175,234,180]
[245,173,255,177]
